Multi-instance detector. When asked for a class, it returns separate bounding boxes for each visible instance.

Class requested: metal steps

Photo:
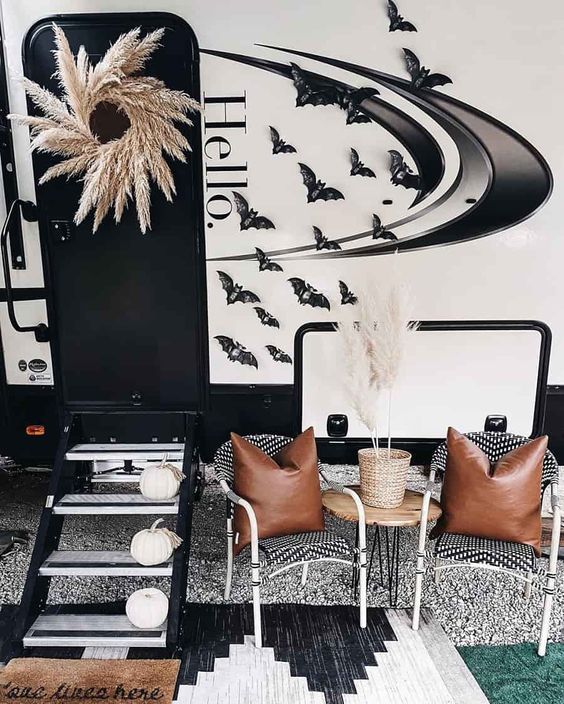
[53,493,179,515]
[23,614,167,648]
[39,551,173,577]
[12,411,198,654]
[66,443,184,462]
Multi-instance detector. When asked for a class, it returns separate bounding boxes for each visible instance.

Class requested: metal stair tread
[40,550,173,576]
[66,442,184,462]
[53,493,179,514]
[24,614,167,648]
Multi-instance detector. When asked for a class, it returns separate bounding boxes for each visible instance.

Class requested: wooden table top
[322,486,442,527]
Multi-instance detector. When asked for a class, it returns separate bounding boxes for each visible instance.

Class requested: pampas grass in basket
[336,281,419,507]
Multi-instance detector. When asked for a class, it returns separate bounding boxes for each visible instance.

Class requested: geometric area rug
[175,604,489,704]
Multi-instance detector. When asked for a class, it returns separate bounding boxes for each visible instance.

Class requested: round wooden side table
[322,486,442,606]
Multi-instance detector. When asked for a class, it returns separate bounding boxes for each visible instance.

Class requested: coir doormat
[0,659,180,704]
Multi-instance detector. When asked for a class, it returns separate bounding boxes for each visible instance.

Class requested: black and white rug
[174,604,487,704]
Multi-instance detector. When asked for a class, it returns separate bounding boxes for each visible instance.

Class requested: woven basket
[358,448,412,508]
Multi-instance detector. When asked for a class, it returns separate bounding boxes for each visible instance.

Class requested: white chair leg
[538,580,555,656]
[224,517,234,600]
[301,562,309,587]
[412,548,425,631]
[524,570,532,600]
[359,546,367,628]
[251,559,262,648]
[434,557,442,585]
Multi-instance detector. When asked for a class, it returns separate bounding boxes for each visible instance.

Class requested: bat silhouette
[336,86,379,125]
[269,126,297,154]
[389,150,421,190]
[254,307,280,328]
[372,214,398,241]
[350,148,376,178]
[339,280,358,305]
[290,63,337,107]
[388,0,417,31]
[403,49,452,90]
[313,226,341,251]
[266,345,292,364]
[290,63,378,124]
[299,163,344,203]
[214,335,258,368]
[217,271,260,305]
[255,247,283,272]
[288,278,331,310]
[233,191,275,231]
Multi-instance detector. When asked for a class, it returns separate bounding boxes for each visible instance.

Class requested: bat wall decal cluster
[209,10,459,379]
[289,62,379,125]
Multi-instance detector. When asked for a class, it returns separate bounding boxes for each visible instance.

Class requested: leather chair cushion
[231,427,325,556]
[430,427,547,556]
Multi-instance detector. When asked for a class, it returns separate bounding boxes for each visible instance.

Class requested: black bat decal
[372,214,398,241]
[290,62,378,125]
[313,225,341,251]
[255,247,283,272]
[254,307,280,328]
[232,191,275,231]
[336,86,379,125]
[290,62,337,107]
[298,163,344,203]
[288,278,331,310]
[339,280,358,305]
[217,271,261,305]
[214,335,258,368]
[350,148,376,178]
[266,345,292,364]
[403,48,452,90]
[269,126,297,154]
[388,149,421,190]
[388,0,417,31]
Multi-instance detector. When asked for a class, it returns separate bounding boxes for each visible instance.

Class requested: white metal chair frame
[215,435,367,648]
[412,433,561,656]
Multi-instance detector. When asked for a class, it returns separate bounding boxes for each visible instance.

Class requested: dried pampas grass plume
[336,282,419,454]
[9,24,201,233]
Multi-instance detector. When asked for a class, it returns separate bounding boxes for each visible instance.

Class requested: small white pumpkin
[126,588,169,629]
[139,457,183,500]
[130,518,182,566]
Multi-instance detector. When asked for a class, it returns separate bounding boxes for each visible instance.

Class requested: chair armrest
[219,479,260,564]
[320,473,366,553]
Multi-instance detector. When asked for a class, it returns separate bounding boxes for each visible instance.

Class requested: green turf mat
[458,642,564,704]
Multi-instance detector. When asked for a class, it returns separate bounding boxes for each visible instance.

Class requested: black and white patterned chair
[412,431,561,656]
[214,434,367,647]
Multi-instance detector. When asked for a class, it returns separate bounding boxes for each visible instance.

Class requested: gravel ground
[0,464,563,647]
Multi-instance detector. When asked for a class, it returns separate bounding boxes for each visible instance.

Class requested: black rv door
[23,13,206,409]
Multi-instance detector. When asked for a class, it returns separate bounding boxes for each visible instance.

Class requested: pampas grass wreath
[9,24,201,233]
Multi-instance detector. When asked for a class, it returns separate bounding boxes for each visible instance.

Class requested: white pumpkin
[126,588,169,629]
[130,519,182,566]
[139,458,183,500]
